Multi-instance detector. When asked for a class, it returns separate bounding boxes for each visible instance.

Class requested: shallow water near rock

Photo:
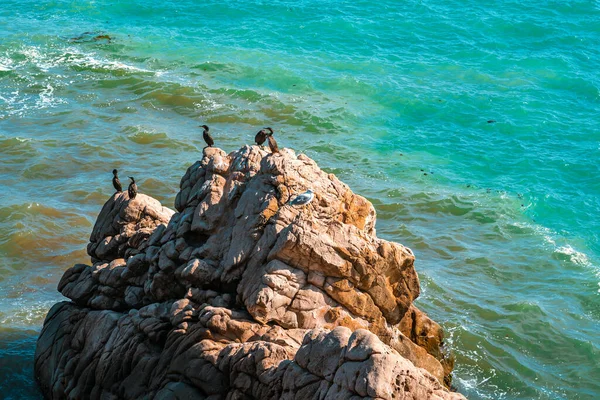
[1,0,599,399]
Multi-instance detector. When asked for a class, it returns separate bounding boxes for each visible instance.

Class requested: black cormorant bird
[112,169,122,192]
[200,124,214,148]
[267,133,279,153]
[128,176,137,199]
[255,127,273,146]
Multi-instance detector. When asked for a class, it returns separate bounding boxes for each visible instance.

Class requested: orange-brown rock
[87,191,174,264]
[35,145,466,399]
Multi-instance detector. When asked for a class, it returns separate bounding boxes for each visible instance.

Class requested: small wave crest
[15,44,153,75]
[553,244,600,293]
[0,55,13,72]
[554,244,592,268]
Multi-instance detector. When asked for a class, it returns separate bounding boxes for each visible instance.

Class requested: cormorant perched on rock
[128,176,137,199]
[200,125,214,148]
[255,127,273,146]
[267,133,279,154]
[112,169,122,192]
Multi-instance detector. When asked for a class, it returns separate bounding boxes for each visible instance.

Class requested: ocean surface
[1,0,599,398]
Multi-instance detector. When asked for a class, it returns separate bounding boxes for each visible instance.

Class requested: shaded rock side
[36,302,464,400]
[36,145,465,399]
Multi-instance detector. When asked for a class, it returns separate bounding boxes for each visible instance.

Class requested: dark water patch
[68,31,113,45]
[0,328,42,400]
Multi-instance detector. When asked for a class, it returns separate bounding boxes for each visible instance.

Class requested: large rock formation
[35,145,466,400]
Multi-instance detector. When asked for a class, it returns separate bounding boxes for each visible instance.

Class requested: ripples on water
[1,0,599,398]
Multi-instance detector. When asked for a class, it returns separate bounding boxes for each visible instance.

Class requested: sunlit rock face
[35,145,465,400]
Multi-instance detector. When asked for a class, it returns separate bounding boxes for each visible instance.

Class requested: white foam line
[12,45,155,75]
[62,47,154,73]
[521,222,595,272]
[555,244,592,268]
[553,244,600,292]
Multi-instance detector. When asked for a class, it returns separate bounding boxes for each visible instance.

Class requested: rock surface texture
[35,145,466,400]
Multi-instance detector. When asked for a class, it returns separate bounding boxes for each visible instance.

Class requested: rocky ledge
[35,145,466,400]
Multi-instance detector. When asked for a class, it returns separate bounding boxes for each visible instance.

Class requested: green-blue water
[1,0,599,398]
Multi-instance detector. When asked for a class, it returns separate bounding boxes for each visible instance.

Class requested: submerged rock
[35,145,466,399]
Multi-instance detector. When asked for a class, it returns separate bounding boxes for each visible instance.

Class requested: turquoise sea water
[1,0,599,398]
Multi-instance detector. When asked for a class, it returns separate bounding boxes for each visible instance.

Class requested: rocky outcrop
[59,192,174,311]
[35,145,466,399]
